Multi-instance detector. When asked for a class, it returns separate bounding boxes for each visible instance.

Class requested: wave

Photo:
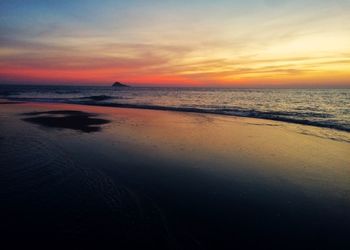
[79,95,114,101]
[7,95,120,103]
[55,90,81,94]
[70,100,350,133]
[3,96,350,133]
[7,97,68,103]
[0,90,18,96]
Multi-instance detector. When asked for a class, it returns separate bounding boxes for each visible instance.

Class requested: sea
[1,84,349,133]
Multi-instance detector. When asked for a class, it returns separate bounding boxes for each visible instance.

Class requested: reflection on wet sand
[0,102,350,249]
[21,110,110,133]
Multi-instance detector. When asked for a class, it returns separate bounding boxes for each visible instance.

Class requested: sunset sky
[0,0,350,87]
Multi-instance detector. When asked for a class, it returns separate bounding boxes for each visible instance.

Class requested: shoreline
[72,100,350,133]
[2,98,350,135]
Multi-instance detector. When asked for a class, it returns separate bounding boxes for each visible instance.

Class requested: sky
[0,0,350,87]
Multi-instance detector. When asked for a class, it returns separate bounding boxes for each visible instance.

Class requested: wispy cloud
[0,0,349,86]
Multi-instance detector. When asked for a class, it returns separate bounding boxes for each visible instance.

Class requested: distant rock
[112,82,130,87]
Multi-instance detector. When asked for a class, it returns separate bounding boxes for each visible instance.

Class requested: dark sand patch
[22,110,110,133]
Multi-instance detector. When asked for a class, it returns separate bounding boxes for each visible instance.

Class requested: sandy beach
[1,102,350,248]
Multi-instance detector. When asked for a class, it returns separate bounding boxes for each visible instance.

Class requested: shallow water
[1,85,349,132]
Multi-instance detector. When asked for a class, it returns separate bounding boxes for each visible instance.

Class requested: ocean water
[1,84,349,132]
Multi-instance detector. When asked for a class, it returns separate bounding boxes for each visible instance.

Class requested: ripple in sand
[0,133,137,214]
[0,135,77,195]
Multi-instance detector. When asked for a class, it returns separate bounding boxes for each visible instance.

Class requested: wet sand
[22,110,110,133]
[0,102,350,249]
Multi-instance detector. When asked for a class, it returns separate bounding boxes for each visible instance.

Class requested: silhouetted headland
[112,82,130,87]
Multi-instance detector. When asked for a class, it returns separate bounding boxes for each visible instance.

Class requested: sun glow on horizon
[0,0,349,87]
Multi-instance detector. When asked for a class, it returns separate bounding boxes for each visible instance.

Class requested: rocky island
[112,82,130,87]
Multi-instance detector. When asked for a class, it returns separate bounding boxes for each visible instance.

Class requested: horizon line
[1,82,349,89]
